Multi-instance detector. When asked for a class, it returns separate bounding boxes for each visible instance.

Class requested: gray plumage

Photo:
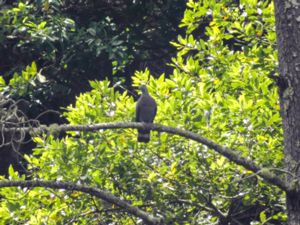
[136,85,157,143]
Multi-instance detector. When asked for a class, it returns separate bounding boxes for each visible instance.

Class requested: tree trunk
[274,1,300,224]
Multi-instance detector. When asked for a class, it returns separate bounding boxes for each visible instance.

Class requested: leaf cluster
[0,0,286,224]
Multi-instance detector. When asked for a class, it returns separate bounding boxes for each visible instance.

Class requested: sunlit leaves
[172,0,284,223]
[7,61,47,97]
[0,0,286,224]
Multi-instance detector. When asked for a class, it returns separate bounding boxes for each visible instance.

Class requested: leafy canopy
[0,0,285,224]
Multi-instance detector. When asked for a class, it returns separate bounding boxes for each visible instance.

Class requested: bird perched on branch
[136,85,157,143]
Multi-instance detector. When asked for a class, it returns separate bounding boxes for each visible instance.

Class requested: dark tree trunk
[274,1,300,224]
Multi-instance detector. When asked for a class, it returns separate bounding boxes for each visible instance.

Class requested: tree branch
[0,180,163,225]
[3,122,289,191]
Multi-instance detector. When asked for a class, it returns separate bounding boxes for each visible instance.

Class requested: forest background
[0,0,290,224]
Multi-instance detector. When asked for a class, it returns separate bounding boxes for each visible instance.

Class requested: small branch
[3,122,289,192]
[0,180,163,225]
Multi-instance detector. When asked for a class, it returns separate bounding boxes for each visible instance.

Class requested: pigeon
[136,85,157,143]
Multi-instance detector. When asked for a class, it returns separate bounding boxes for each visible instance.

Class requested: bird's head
[139,85,149,94]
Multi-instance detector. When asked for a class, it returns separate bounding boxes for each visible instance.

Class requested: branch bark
[0,180,162,225]
[4,122,290,192]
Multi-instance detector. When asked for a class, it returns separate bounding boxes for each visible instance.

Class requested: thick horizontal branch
[4,122,289,192]
[0,180,162,225]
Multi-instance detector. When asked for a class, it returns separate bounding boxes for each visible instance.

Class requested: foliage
[0,0,286,224]
[0,0,185,121]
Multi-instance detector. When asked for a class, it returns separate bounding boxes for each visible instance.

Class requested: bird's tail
[138,129,150,143]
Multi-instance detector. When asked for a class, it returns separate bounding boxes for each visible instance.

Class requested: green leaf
[260,211,267,223]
